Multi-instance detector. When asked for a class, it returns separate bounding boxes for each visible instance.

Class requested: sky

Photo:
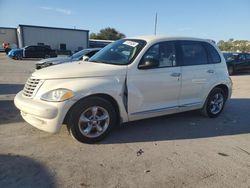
[0,0,249,42]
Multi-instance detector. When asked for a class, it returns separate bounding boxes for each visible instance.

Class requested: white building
[17,25,89,52]
[0,27,18,50]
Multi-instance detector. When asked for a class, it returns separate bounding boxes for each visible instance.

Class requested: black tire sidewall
[205,88,226,118]
[68,97,117,143]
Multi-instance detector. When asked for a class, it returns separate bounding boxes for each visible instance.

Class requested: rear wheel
[67,97,117,143]
[201,88,226,118]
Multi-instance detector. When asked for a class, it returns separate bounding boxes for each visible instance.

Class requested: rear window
[204,43,221,63]
[180,41,208,66]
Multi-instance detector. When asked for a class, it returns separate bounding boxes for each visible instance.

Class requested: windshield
[71,49,90,59]
[89,39,146,65]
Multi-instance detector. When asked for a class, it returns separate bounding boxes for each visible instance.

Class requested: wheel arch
[213,84,229,99]
[63,93,121,126]
[202,83,230,108]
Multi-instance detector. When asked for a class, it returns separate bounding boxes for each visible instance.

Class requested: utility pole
[154,13,158,35]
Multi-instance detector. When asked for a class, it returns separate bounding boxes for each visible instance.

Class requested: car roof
[127,35,214,44]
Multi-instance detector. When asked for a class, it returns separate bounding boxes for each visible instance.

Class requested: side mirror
[138,57,159,69]
[82,55,89,61]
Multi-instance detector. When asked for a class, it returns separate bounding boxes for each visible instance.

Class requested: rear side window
[179,41,208,66]
[204,43,221,63]
[246,54,250,60]
[238,54,246,61]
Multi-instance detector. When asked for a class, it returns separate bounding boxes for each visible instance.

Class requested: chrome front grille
[23,78,41,98]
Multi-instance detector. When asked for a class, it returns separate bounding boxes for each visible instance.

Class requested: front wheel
[67,97,117,143]
[201,88,226,118]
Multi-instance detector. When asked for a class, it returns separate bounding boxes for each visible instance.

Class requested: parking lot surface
[0,53,250,188]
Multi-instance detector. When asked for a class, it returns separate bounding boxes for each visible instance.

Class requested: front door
[127,41,181,121]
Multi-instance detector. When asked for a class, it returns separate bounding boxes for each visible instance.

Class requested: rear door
[36,46,45,58]
[246,54,250,69]
[178,41,217,109]
[237,54,247,70]
[24,46,35,58]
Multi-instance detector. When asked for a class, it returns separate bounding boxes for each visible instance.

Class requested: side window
[204,43,221,63]
[143,44,160,60]
[159,42,176,67]
[238,54,246,61]
[246,54,250,60]
[180,41,208,66]
[141,42,176,68]
[86,51,97,57]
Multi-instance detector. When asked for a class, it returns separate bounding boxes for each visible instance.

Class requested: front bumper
[14,91,72,133]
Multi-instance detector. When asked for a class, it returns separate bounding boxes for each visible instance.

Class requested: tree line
[217,39,250,52]
[90,28,250,52]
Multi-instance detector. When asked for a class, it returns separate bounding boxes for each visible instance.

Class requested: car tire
[16,54,22,60]
[228,66,234,75]
[201,88,226,118]
[67,97,117,143]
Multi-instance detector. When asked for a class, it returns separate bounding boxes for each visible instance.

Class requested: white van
[14,36,232,143]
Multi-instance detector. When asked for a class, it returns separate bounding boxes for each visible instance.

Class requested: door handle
[207,70,214,74]
[170,72,181,77]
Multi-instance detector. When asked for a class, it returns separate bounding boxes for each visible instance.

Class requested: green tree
[218,39,250,52]
[90,27,126,40]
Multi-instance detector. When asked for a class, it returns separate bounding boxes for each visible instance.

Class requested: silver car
[35,48,101,69]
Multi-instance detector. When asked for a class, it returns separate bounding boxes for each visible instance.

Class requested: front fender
[36,76,129,123]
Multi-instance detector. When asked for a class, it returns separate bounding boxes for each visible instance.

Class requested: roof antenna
[154,13,158,35]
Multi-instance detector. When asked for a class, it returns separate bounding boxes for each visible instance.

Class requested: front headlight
[41,88,74,102]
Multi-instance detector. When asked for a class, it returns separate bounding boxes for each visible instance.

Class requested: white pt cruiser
[15,36,232,143]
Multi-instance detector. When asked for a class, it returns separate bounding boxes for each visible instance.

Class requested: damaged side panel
[122,77,128,113]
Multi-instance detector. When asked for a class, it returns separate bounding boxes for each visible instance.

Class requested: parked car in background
[223,52,250,75]
[8,45,57,60]
[14,36,232,143]
[36,48,101,69]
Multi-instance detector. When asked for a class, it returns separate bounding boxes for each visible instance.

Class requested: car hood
[32,61,127,79]
[36,56,71,65]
